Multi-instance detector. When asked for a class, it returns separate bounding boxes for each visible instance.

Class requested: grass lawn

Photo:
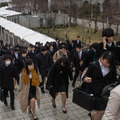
[33,25,120,44]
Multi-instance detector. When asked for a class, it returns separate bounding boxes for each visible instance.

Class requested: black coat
[47,63,73,98]
[12,53,21,66]
[12,53,21,60]
[69,43,75,52]
[0,63,19,90]
[82,49,96,70]
[83,61,117,96]
[53,42,59,52]
[96,42,116,59]
[27,51,37,63]
[74,40,81,47]
[115,47,120,65]
[36,52,52,77]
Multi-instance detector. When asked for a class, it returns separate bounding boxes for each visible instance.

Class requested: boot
[10,103,15,110]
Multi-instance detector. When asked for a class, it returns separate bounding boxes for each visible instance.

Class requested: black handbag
[101,83,117,99]
[73,87,95,111]
[0,88,4,102]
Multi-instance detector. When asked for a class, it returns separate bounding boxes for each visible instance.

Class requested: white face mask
[5,61,11,66]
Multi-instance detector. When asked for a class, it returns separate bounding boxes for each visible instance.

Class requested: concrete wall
[19,16,40,28]
[72,18,120,34]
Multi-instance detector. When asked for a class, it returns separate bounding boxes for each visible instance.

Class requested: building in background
[19,13,68,28]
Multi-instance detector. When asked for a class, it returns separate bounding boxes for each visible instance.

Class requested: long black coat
[47,63,73,98]
[83,61,117,96]
[0,63,19,90]
[36,52,52,77]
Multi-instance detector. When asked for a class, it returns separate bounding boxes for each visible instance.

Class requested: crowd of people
[0,28,120,120]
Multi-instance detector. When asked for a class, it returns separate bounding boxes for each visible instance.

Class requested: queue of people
[0,28,120,120]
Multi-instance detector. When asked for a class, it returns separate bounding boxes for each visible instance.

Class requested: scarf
[22,68,40,86]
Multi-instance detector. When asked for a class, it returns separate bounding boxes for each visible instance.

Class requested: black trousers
[40,76,45,88]
[3,89,14,106]
[72,70,81,85]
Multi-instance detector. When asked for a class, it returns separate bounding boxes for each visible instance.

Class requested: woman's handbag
[73,87,95,111]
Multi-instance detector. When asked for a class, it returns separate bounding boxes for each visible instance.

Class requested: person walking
[47,57,73,114]
[83,51,117,120]
[18,59,42,120]
[36,46,52,93]
[0,54,18,110]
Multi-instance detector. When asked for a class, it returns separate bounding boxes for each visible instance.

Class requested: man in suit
[27,45,36,63]
[75,36,81,47]
[12,49,21,65]
[36,46,53,93]
[72,45,86,87]
[53,38,60,52]
[69,40,76,52]
[96,28,116,60]
[83,51,117,120]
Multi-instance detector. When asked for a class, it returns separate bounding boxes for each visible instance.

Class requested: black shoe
[11,105,15,110]
[52,104,56,108]
[4,100,8,106]
[88,113,92,120]
[41,89,45,94]
[51,99,56,108]
[62,109,67,114]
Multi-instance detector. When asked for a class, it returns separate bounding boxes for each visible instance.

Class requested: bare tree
[92,3,100,33]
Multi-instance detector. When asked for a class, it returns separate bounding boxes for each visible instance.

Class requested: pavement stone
[0,81,91,120]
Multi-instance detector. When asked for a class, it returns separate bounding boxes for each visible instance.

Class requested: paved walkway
[0,81,91,120]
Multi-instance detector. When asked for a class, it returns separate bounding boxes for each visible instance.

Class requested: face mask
[6,61,11,66]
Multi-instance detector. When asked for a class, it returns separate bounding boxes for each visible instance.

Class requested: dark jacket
[27,50,37,63]
[47,63,73,98]
[0,63,19,89]
[96,42,116,59]
[72,50,86,72]
[83,61,117,96]
[12,53,21,66]
[36,52,52,77]
[74,40,81,47]
[53,42,59,52]
[82,48,96,70]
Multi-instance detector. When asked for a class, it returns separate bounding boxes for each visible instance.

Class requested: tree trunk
[89,23,91,43]
[102,22,104,30]
[94,16,98,34]
[116,24,119,36]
